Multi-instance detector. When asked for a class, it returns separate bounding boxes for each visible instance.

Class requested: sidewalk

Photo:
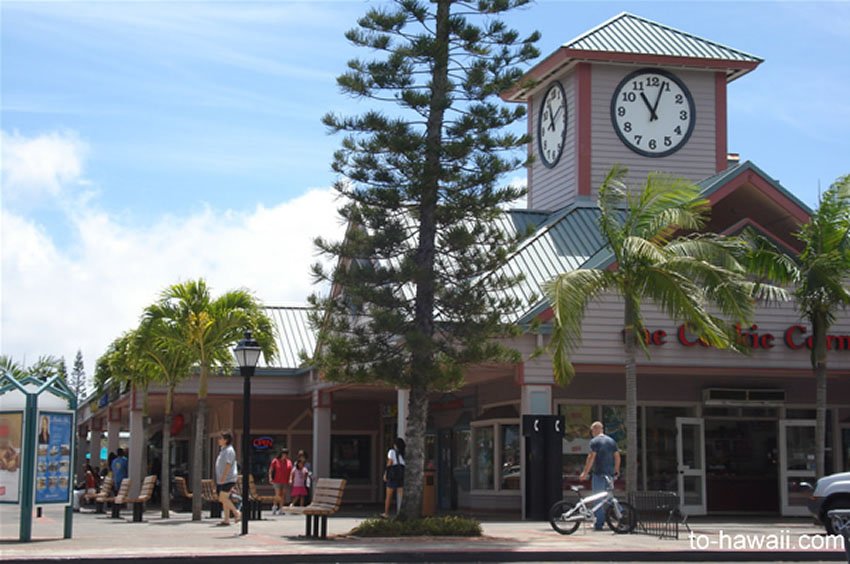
[0,504,847,562]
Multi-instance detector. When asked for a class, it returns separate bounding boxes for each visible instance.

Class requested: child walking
[289,458,310,507]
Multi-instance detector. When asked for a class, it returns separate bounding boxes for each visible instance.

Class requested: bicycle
[549,476,637,535]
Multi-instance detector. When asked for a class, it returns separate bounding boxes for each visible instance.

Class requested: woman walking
[214,431,241,526]
[268,449,292,515]
[381,437,405,519]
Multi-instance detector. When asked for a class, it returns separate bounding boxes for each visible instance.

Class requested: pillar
[76,425,88,479]
[521,384,552,417]
[107,408,121,456]
[89,419,103,471]
[312,390,332,479]
[396,388,409,439]
[127,387,145,497]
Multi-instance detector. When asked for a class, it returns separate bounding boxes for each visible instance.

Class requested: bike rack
[628,491,690,540]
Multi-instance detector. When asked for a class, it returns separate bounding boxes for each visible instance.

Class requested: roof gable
[565,12,762,65]
[699,160,811,252]
[503,12,762,102]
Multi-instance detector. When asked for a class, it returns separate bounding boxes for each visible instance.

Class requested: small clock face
[611,69,695,158]
[538,81,568,168]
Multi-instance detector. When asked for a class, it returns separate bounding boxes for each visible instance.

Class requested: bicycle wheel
[549,499,582,535]
[605,501,636,534]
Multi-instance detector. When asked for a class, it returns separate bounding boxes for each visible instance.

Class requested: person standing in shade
[268,449,292,515]
[111,448,128,494]
[297,450,312,503]
[214,431,241,526]
[579,421,621,531]
[289,458,310,507]
[381,437,405,519]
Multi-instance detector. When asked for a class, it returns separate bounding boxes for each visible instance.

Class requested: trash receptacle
[422,469,436,516]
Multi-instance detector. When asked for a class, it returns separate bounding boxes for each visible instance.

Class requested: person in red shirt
[268,449,292,515]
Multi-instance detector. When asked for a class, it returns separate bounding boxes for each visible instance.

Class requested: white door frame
[778,419,816,516]
[676,417,707,516]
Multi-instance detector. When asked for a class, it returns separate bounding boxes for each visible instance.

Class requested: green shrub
[349,515,482,537]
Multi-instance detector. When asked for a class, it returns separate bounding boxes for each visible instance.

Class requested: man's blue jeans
[591,474,609,530]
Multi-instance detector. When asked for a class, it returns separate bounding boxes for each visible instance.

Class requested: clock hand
[640,92,659,121]
[549,104,564,131]
[650,83,666,121]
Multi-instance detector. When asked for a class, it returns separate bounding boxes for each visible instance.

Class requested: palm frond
[543,269,615,385]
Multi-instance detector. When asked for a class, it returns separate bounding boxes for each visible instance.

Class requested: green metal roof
[263,306,315,370]
[566,12,763,65]
[491,203,609,321]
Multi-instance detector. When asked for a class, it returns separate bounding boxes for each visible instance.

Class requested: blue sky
[2,1,849,383]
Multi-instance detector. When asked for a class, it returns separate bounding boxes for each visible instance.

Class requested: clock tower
[503,13,762,212]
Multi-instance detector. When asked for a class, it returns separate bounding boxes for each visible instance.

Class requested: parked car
[804,472,850,535]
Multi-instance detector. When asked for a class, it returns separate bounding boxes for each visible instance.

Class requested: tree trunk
[400,385,429,520]
[161,386,173,518]
[623,300,639,494]
[191,367,210,520]
[397,0,450,521]
[191,397,207,520]
[813,311,828,478]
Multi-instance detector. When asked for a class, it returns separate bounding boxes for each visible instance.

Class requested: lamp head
[233,330,262,369]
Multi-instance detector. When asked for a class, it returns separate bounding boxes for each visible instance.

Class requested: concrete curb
[1,550,847,563]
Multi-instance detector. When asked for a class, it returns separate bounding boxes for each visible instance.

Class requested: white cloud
[1,130,89,203]
[0,130,344,382]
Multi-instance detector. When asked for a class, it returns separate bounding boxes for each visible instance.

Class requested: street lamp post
[233,330,261,536]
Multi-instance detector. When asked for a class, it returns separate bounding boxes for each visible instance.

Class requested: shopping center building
[76,13,850,518]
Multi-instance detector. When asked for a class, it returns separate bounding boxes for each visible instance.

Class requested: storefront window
[473,427,494,490]
[500,425,520,490]
[644,407,690,491]
[249,435,287,485]
[331,435,371,485]
[558,403,633,489]
[560,404,593,485]
[453,429,471,492]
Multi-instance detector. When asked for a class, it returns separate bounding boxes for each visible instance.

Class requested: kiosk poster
[34,411,73,504]
[0,412,24,503]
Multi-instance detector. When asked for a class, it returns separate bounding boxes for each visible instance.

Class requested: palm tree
[0,356,26,379]
[145,279,277,521]
[794,175,850,478]
[545,166,763,493]
[135,317,193,518]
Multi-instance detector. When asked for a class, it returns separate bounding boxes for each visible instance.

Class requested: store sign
[252,436,274,450]
[629,324,850,351]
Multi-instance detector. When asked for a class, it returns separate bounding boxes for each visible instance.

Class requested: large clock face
[537,81,568,168]
[611,69,695,158]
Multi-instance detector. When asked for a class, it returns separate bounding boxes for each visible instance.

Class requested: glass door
[676,417,707,515]
[779,420,816,516]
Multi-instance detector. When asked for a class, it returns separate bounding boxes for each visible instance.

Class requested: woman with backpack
[381,437,405,518]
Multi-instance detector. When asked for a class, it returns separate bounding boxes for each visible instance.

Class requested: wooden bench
[281,478,346,539]
[87,476,112,512]
[174,476,193,512]
[93,476,114,514]
[121,475,157,522]
[248,474,276,507]
[201,479,222,518]
[110,479,132,518]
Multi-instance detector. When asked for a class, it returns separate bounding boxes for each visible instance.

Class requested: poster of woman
[0,412,24,503]
[34,412,73,504]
